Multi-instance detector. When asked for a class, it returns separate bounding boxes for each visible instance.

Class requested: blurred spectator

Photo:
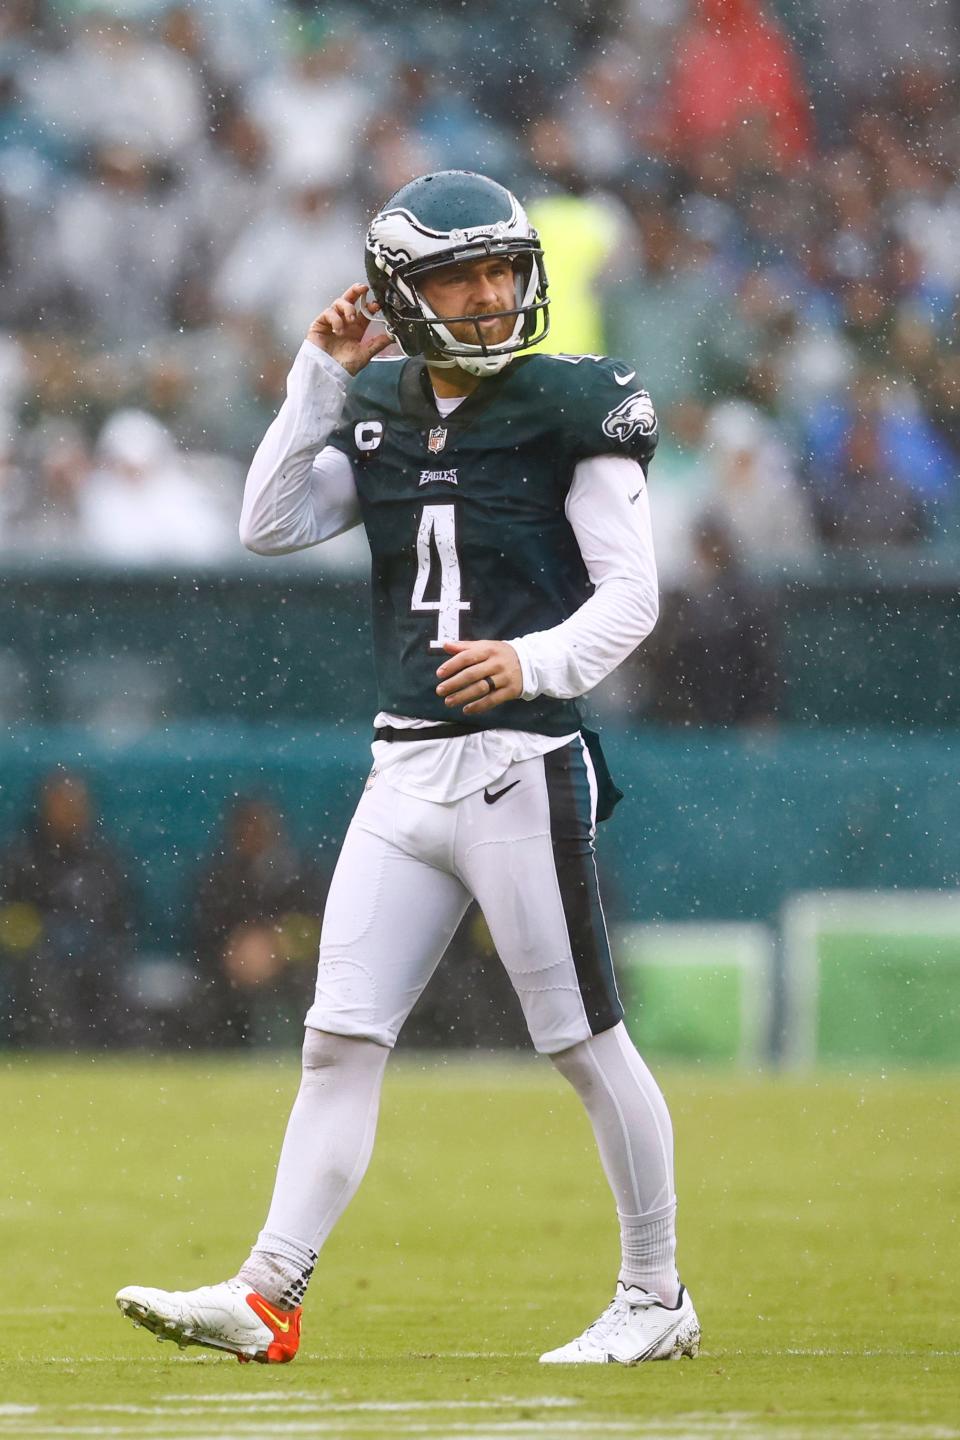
[556,42,668,187]
[211,180,366,348]
[0,331,27,433]
[0,771,136,1046]
[140,313,292,461]
[699,400,816,570]
[891,161,960,318]
[372,63,512,186]
[808,1,959,124]
[920,353,960,462]
[645,401,716,587]
[804,376,950,548]
[359,113,435,210]
[0,431,26,544]
[600,200,729,414]
[0,333,29,538]
[183,98,272,267]
[24,13,205,163]
[529,190,621,356]
[162,0,283,91]
[524,116,624,355]
[50,144,193,347]
[667,0,814,174]
[190,798,331,1046]
[642,516,780,727]
[77,409,236,564]
[246,18,374,190]
[9,417,91,553]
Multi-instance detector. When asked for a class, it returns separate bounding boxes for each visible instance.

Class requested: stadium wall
[2,560,960,728]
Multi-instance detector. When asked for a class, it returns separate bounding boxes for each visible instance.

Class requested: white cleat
[539,1282,700,1365]
[116,1278,302,1364]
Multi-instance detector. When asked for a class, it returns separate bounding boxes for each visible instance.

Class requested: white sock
[237,1230,317,1309]
[617,1207,678,1305]
[551,1022,680,1306]
[237,1028,388,1308]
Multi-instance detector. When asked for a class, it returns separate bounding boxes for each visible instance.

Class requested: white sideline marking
[35,1346,960,1367]
[4,1425,960,1440]
[733,1347,960,1360]
[69,1399,578,1416]
[3,1423,959,1440]
[1,1428,611,1439]
[783,1347,960,1359]
[443,1353,524,1360]
[0,1429,623,1439]
[158,1392,320,1403]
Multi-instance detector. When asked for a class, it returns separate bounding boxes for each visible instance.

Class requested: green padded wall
[782,893,960,1065]
[616,922,773,1064]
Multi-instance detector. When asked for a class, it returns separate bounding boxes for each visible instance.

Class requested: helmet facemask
[411,245,548,377]
[364,177,550,377]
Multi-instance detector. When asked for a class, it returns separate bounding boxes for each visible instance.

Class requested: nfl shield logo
[428,426,448,454]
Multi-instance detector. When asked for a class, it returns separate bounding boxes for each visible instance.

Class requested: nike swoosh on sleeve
[613,369,637,386]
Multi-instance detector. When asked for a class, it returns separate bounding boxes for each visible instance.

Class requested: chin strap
[454,351,516,378]
[377,315,518,377]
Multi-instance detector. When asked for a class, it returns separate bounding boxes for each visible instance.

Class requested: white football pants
[245,738,680,1307]
[304,737,622,1053]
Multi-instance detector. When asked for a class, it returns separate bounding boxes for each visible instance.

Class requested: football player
[117,171,700,1367]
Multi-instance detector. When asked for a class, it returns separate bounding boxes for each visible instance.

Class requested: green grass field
[1,1055,957,1439]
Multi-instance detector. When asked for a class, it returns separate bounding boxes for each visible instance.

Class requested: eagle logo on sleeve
[601,390,658,443]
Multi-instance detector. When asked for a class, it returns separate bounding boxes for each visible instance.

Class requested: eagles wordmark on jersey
[327,349,658,735]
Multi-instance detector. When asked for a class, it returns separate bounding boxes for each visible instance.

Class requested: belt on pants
[373,724,480,743]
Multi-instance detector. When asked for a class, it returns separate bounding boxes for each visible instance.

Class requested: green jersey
[327,352,658,735]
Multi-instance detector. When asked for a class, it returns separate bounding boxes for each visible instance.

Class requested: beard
[443,311,515,348]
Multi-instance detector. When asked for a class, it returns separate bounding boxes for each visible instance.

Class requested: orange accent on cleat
[245,1292,302,1364]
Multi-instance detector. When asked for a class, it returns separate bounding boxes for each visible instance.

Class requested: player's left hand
[436,640,523,715]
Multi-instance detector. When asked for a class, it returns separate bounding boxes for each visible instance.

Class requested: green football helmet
[364,170,549,377]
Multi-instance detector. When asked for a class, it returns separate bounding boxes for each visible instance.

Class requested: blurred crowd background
[2,0,959,1053]
[1,0,957,573]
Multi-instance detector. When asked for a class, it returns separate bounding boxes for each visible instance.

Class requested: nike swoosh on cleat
[248,1298,291,1333]
[483,779,520,805]
[628,1318,684,1364]
[614,369,637,386]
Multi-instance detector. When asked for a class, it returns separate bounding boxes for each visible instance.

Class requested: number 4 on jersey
[411,504,470,649]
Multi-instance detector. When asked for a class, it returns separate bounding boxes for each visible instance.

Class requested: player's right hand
[306,283,393,374]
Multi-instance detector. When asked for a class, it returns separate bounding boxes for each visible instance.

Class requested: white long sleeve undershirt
[240,341,660,801]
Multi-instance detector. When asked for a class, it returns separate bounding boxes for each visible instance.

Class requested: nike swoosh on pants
[483,779,520,805]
